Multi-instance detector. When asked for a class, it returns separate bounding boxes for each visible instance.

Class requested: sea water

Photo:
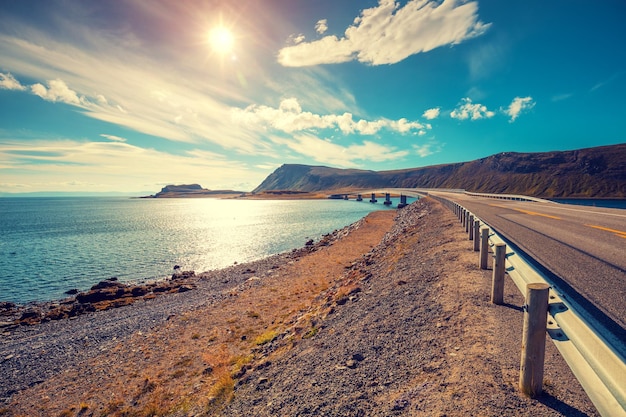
[0,197,412,304]
[550,198,626,209]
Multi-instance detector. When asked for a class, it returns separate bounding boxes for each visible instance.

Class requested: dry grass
[254,329,279,346]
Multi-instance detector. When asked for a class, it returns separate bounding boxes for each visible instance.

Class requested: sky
[1,0,625,194]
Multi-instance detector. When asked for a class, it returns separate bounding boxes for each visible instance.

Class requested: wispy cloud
[270,132,408,168]
[551,93,573,102]
[232,97,430,136]
[467,38,508,81]
[413,141,442,157]
[100,134,127,142]
[450,98,495,120]
[0,72,25,90]
[504,96,535,122]
[0,138,262,192]
[278,0,490,67]
[590,72,623,92]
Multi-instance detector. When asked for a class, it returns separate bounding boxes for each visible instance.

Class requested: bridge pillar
[369,193,377,203]
[384,193,392,206]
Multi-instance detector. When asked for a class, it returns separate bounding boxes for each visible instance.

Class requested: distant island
[144,184,244,198]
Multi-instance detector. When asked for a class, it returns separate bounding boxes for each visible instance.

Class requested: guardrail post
[491,243,506,304]
[465,211,470,233]
[473,220,480,251]
[468,215,474,240]
[479,227,490,269]
[519,283,550,397]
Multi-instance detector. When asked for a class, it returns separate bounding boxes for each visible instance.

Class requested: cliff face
[253,144,626,198]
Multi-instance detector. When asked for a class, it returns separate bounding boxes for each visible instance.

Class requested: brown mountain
[253,144,626,198]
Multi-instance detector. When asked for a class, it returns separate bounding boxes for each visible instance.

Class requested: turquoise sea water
[0,197,411,304]
[551,198,626,209]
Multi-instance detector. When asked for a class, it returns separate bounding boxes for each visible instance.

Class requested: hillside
[253,144,626,198]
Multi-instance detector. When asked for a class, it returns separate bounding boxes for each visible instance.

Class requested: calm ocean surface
[0,197,412,304]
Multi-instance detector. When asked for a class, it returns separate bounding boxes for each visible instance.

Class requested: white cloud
[422,107,441,120]
[504,96,535,122]
[232,97,428,136]
[278,0,490,66]
[0,72,25,90]
[30,79,82,105]
[450,97,494,120]
[315,19,328,35]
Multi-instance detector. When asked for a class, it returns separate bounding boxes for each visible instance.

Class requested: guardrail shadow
[537,393,596,417]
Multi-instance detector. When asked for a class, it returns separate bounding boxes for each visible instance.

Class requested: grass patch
[302,327,318,339]
[231,354,254,373]
[206,372,235,413]
[254,330,278,346]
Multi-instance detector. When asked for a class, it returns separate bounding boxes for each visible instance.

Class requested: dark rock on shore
[4,271,199,327]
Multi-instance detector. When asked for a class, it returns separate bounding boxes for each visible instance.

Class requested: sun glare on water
[209,26,234,54]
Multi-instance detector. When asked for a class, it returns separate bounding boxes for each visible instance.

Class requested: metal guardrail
[431,195,626,417]
[462,191,556,203]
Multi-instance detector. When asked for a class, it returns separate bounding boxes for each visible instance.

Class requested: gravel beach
[1,198,600,416]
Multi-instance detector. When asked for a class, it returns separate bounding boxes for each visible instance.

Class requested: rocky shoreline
[0,225,350,329]
[0,219,364,408]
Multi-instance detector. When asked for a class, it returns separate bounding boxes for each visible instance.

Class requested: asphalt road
[426,191,626,344]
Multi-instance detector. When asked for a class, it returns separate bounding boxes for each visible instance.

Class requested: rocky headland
[145,184,244,198]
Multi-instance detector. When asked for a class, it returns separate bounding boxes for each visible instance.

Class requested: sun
[209,26,234,54]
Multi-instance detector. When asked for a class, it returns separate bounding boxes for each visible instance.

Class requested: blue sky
[1,0,625,194]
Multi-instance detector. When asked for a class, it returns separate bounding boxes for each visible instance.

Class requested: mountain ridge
[253,144,626,198]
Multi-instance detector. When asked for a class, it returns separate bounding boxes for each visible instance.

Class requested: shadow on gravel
[538,393,595,417]
[501,302,523,312]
